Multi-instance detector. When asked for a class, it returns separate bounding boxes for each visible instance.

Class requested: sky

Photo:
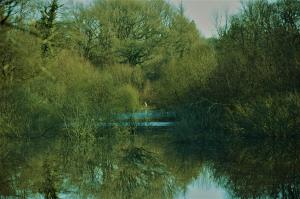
[168,0,242,37]
[69,0,243,38]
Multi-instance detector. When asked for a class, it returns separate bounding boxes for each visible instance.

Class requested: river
[0,128,299,199]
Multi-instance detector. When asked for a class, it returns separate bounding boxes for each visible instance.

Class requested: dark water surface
[0,129,299,199]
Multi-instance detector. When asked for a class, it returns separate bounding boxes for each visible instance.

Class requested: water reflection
[0,132,299,199]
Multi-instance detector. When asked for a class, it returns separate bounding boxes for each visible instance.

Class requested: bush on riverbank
[1,0,299,139]
[171,0,300,139]
[176,93,300,139]
[226,94,300,138]
[0,48,140,139]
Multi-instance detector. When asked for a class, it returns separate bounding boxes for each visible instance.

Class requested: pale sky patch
[168,0,242,37]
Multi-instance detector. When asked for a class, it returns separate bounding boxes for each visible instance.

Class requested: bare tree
[0,0,27,25]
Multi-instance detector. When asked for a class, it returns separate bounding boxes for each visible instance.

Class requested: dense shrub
[154,43,216,108]
[113,85,140,113]
[226,94,300,138]
[1,0,299,139]
[0,48,142,139]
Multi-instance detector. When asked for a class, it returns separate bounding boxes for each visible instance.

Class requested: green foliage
[113,85,140,113]
[226,94,300,137]
[0,30,42,84]
[154,42,216,107]
[37,0,60,57]
[174,0,300,138]
[68,0,172,67]
[209,0,300,103]
[1,0,299,139]
[0,45,140,139]
[103,64,144,89]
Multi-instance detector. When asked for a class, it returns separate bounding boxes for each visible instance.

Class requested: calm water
[0,129,299,199]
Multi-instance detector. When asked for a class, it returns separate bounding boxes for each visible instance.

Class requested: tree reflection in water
[0,132,299,199]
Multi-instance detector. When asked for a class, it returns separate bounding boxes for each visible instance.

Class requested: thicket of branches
[0,0,299,138]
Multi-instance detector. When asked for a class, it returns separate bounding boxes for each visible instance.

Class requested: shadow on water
[0,128,299,199]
